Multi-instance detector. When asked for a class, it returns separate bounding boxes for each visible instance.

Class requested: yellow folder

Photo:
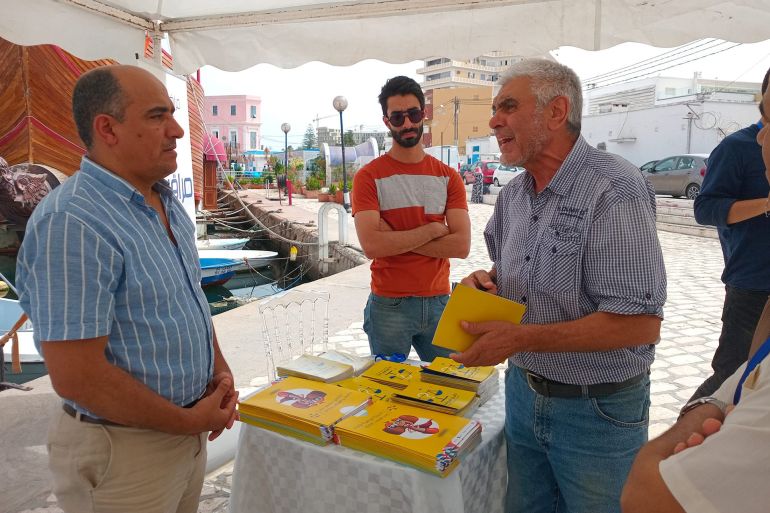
[432,283,526,352]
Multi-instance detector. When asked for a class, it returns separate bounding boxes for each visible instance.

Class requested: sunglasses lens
[389,112,406,127]
[407,109,423,123]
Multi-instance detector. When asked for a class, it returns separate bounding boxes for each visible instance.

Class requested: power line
[585,40,739,88]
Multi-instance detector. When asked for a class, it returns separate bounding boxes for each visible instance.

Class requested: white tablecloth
[229,386,507,513]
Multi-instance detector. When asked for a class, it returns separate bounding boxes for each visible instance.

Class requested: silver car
[642,154,709,199]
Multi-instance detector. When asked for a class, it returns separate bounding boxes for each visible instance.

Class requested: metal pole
[440,132,444,164]
[340,111,348,211]
[284,131,288,204]
[453,96,459,148]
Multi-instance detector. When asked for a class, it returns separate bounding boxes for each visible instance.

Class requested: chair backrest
[258,289,330,382]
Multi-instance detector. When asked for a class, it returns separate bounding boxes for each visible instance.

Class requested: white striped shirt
[485,137,667,384]
[17,157,212,414]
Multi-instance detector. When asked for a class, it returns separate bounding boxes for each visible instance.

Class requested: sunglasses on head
[386,108,424,127]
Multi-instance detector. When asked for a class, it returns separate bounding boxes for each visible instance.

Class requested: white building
[465,136,500,164]
[582,75,762,166]
[417,52,523,91]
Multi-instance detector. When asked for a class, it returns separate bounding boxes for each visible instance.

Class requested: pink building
[202,95,262,153]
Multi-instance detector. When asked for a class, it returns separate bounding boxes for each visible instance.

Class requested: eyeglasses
[386,108,424,127]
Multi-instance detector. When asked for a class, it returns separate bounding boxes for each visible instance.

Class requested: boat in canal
[197,249,276,271]
[199,257,241,287]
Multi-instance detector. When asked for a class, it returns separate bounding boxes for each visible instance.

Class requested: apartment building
[202,95,262,153]
[416,51,523,91]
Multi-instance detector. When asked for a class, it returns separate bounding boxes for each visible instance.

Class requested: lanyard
[733,336,770,405]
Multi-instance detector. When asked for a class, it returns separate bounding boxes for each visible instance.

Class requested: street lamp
[281,122,290,204]
[333,95,349,211]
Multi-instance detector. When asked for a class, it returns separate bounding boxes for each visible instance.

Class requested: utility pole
[453,96,460,148]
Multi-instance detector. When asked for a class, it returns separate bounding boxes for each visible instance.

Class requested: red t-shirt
[351,154,468,297]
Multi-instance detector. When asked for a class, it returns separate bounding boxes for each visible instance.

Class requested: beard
[390,124,424,149]
[500,113,548,167]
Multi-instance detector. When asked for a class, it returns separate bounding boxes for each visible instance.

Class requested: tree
[302,124,317,149]
[343,130,355,146]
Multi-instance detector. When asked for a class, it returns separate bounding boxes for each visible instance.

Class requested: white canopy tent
[2,0,770,74]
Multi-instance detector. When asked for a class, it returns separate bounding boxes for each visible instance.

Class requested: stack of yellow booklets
[391,381,480,417]
[360,360,419,390]
[420,357,500,405]
[334,400,482,477]
[276,353,355,383]
[238,376,371,444]
[335,376,396,401]
[432,283,526,352]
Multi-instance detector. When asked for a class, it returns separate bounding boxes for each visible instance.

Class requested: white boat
[196,238,250,251]
[197,250,277,271]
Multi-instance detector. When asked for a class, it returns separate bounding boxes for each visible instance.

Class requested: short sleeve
[351,166,379,215]
[583,197,666,317]
[17,212,123,341]
[446,170,468,211]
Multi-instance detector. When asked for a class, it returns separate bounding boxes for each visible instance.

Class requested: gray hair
[497,59,583,134]
[72,67,128,149]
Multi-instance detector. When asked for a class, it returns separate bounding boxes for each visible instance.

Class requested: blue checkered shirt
[17,157,213,415]
[485,137,666,384]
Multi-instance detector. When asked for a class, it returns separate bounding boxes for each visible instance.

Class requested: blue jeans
[690,285,768,400]
[363,293,452,362]
[505,366,650,513]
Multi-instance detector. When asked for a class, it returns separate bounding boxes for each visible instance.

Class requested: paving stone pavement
[18,200,728,513]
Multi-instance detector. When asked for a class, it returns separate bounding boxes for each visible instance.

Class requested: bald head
[72,65,162,149]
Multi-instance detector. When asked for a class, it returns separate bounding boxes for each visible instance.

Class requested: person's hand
[427,221,450,239]
[188,375,239,440]
[672,404,734,454]
[460,270,497,295]
[450,320,521,367]
[204,372,239,441]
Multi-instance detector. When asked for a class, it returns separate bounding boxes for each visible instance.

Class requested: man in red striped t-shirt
[352,76,470,362]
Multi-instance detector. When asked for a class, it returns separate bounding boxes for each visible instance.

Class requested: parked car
[463,160,500,185]
[492,165,525,186]
[642,154,709,199]
[639,160,658,173]
[459,163,473,178]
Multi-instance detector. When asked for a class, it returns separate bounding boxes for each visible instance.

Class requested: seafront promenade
[4,187,727,513]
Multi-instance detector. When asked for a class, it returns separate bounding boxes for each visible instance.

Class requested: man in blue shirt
[690,67,770,401]
[16,65,237,513]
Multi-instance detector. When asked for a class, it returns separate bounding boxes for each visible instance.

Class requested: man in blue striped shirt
[454,59,666,513]
[16,65,237,513]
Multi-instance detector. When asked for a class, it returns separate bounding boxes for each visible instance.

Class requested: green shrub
[328,182,338,195]
[306,175,321,190]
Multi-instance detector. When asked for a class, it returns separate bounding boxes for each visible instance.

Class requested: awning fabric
[2,1,769,74]
[203,133,226,162]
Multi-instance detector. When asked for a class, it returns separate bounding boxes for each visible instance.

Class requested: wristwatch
[678,396,727,419]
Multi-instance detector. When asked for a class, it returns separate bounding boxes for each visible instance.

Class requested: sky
[198,39,770,151]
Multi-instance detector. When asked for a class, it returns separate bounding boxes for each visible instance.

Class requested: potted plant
[332,182,344,204]
[304,175,321,199]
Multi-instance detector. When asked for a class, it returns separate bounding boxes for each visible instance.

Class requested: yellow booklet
[238,376,371,444]
[336,376,396,401]
[391,381,479,416]
[360,360,419,390]
[335,400,482,477]
[432,283,526,352]
[420,357,500,405]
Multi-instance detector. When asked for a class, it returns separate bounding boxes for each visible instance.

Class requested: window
[212,105,218,116]
[250,105,257,118]
[249,131,257,149]
[229,130,237,145]
[472,126,479,133]
[655,157,676,172]
[230,105,236,116]
[677,157,695,170]
[212,129,219,139]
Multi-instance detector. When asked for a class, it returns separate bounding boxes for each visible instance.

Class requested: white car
[492,165,525,186]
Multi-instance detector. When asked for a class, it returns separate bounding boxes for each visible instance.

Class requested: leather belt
[524,370,647,398]
[62,403,122,426]
[62,397,201,427]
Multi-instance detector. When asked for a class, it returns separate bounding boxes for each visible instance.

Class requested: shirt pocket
[534,225,582,294]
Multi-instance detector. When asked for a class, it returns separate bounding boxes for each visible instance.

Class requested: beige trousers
[47,408,207,513]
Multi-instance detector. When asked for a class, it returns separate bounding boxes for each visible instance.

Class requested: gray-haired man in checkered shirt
[453,59,666,513]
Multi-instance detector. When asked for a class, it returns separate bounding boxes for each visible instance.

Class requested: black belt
[524,369,647,398]
[62,397,201,426]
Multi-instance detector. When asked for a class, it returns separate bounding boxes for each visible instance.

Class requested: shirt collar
[79,157,173,204]
[544,135,589,197]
